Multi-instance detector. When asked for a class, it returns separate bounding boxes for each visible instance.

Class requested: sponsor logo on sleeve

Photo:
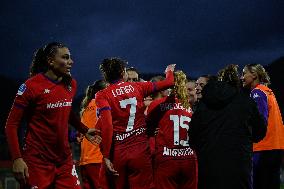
[253,93,260,99]
[17,83,26,95]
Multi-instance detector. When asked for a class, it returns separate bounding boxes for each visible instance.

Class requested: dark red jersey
[96,81,155,146]
[6,73,77,163]
[95,70,174,158]
[147,96,196,160]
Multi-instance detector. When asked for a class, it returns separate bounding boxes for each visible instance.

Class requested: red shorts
[149,137,156,156]
[154,158,198,189]
[80,163,101,189]
[100,142,153,189]
[21,156,81,189]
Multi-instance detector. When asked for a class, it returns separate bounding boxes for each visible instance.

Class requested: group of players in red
[5,42,198,189]
[6,42,282,189]
[95,58,197,189]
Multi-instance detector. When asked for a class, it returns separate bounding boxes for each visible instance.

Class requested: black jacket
[190,80,266,189]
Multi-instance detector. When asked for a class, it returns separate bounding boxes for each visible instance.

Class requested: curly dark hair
[29,42,66,77]
[99,57,127,83]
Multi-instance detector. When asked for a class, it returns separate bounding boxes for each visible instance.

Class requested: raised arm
[140,64,176,97]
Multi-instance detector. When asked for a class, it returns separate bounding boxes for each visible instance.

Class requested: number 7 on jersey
[119,97,137,132]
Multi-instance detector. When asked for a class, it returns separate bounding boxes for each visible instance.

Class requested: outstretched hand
[13,158,29,184]
[85,128,102,145]
[165,64,176,73]
[104,158,119,176]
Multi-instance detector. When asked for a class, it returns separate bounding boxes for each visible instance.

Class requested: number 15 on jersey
[170,115,191,147]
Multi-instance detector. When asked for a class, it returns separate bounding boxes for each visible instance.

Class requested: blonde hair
[244,64,270,86]
[173,71,190,109]
[80,80,106,116]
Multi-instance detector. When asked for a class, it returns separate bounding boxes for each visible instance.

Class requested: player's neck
[44,70,63,82]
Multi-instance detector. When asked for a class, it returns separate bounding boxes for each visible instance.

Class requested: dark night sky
[1,0,284,94]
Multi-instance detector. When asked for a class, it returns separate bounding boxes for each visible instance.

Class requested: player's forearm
[154,70,174,91]
[69,110,89,134]
[5,106,24,160]
[98,110,113,159]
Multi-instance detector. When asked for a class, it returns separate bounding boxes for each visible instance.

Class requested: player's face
[50,47,73,77]
[187,81,197,105]
[127,71,139,82]
[241,68,255,89]
[195,77,208,101]
[161,89,170,97]
[143,96,153,108]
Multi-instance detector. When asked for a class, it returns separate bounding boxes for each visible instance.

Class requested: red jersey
[95,70,174,158]
[6,73,77,163]
[146,96,196,160]
[96,81,154,147]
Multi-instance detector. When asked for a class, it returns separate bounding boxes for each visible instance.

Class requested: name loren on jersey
[46,99,72,109]
[111,84,135,97]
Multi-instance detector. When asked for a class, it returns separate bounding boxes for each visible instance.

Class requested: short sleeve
[95,91,111,116]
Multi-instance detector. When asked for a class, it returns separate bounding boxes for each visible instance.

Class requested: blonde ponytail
[173,71,190,109]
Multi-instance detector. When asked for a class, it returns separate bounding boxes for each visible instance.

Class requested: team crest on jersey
[44,88,50,94]
[17,83,26,95]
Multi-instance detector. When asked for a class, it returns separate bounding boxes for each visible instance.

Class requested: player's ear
[47,57,54,66]
[252,72,257,80]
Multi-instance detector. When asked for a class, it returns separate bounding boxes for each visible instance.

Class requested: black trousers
[253,150,283,189]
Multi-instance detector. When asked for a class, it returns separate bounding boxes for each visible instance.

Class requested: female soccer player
[5,42,100,189]
[95,57,175,189]
[80,80,107,189]
[242,64,284,189]
[146,70,197,189]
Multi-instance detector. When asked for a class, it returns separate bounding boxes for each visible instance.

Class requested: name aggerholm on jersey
[46,99,72,109]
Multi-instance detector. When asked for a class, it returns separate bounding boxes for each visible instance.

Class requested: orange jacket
[253,84,284,151]
[80,99,103,165]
